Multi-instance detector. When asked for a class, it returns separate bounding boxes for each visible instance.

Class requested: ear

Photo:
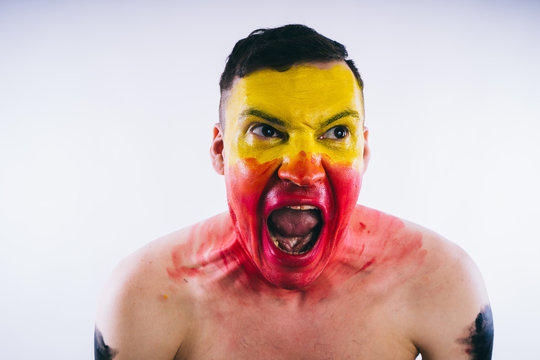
[361,127,370,173]
[210,123,225,175]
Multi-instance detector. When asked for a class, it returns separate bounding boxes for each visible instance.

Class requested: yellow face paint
[223,62,365,169]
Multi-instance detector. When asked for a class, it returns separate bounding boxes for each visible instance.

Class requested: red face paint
[225,154,362,289]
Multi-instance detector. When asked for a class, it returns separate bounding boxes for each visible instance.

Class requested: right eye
[250,124,282,138]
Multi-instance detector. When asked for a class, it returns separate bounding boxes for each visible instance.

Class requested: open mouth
[267,205,323,255]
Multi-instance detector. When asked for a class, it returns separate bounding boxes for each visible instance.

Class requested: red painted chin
[225,157,363,290]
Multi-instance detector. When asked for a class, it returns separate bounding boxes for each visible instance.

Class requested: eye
[250,124,282,138]
[320,125,349,140]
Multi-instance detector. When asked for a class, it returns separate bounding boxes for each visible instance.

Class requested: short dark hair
[219,24,363,94]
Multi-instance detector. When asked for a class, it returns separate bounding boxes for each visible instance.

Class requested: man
[95,25,493,359]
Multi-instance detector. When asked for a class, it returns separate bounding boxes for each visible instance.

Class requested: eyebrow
[319,109,360,129]
[240,108,286,127]
[241,108,360,128]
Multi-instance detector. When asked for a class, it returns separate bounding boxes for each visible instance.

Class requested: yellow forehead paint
[223,62,365,168]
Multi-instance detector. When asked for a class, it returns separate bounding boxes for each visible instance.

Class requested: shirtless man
[95,25,493,359]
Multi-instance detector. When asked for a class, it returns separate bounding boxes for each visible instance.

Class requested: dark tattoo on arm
[459,305,494,360]
[95,327,118,360]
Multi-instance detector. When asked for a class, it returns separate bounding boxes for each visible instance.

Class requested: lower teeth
[271,235,311,255]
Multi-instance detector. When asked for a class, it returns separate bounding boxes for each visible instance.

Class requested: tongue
[270,208,320,236]
[269,208,321,253]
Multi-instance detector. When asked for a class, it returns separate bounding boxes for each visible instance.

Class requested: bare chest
[177,290,417,360]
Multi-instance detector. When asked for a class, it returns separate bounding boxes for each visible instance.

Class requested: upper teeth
[287,205,317,210]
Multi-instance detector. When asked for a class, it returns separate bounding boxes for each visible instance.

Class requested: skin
[95,61,493,359]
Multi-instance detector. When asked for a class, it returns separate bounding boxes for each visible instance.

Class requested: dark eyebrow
[240,108,286,127]
[320,109,360,129]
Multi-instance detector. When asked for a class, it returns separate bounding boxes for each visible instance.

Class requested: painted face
[220,62,368,289]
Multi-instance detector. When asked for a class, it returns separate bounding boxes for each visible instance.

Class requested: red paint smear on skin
[166,155,426,299]
[166,213,267,291]
[336,207,426,273]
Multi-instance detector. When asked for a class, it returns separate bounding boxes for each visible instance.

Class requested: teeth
[270,234,308,255]
[271,235,283,251]
[286,205,317,210]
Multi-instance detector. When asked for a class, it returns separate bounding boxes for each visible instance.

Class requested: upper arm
[95,247,191,360]
[410,239,493,360]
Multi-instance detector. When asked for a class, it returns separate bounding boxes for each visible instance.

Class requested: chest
[179,290,417,360]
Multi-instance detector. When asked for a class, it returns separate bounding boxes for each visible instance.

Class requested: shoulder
[95,226,193,359]
[400,217,490,312]
[352,205,488,301]
[409,224,493,358]
[357,207,493,358]
[95,212,232,359]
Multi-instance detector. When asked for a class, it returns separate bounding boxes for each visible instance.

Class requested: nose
[278,151,326,186]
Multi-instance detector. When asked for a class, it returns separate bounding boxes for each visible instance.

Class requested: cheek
[225,158,280,220]
[324,160,363,219]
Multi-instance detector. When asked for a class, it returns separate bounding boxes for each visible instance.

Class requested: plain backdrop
[1,0,539,359]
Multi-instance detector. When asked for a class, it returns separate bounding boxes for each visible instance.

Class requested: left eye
[320,125,349,139]
[250,124,283,138]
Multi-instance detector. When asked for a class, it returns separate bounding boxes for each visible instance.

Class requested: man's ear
[362,127,370,173]
[210,123,225,175]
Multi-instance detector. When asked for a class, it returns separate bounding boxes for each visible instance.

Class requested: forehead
[224,62,364,123]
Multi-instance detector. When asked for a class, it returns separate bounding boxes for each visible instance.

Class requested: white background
[1,0,539,358]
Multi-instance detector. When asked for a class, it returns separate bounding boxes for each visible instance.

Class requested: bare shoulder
[95,227,193,359]
[401,217,490,311]
[95,212,232,359]
[354,205,489,304]
[351,206,493,358]
[398,215,493,359]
